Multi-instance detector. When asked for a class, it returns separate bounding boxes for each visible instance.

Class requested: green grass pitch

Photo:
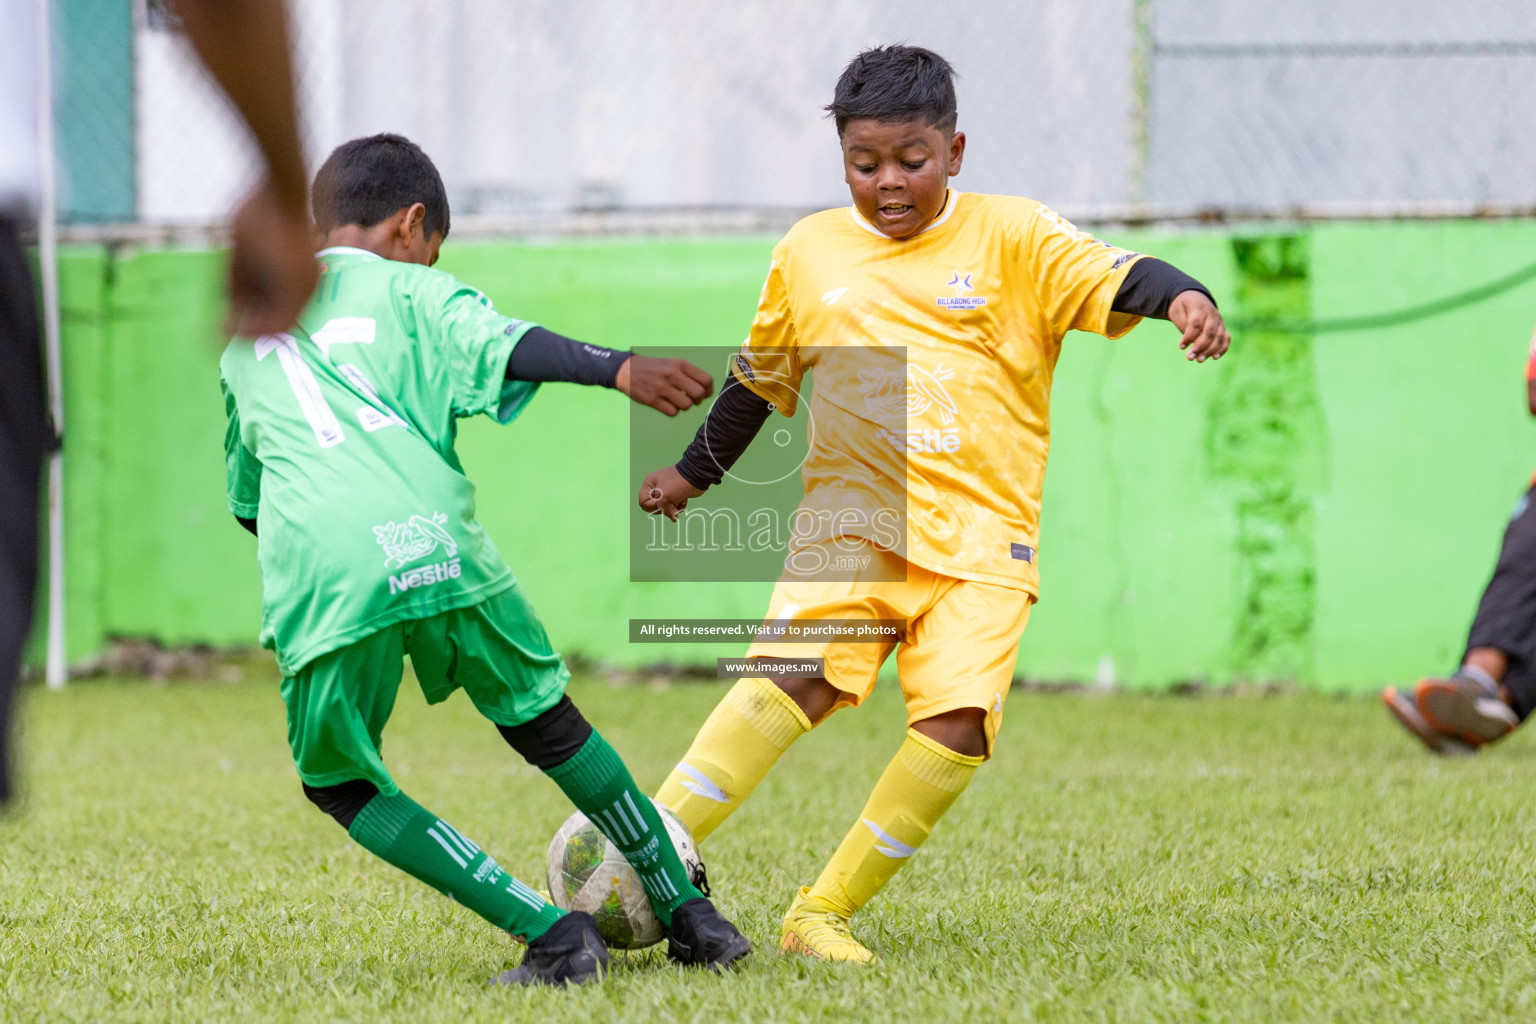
[5,674,1536,1022]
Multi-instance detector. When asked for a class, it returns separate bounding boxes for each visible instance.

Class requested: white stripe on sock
[607,801,634,842]
[642,870,676,900]
[609,800,641,843]
[592,809,622,844]
[426,826,469,868]
[434,820,478,860]
[675,761,730,803]
[622,791,652,837]
[439,820,481,855]
[506,879,545,909]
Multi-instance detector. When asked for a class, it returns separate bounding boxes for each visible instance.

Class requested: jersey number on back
[254,318,391,448]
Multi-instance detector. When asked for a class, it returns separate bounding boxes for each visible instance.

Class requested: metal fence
[1144,1,1536,216]
[50,0,1536,236]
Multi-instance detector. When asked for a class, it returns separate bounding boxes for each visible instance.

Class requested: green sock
[545,731,703,926]
[348,789,563,942]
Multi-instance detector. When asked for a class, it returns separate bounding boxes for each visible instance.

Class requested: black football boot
[664,898,752,971]
[493,911,609,987]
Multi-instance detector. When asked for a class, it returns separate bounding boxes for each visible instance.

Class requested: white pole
[36,0,66,689]
[1128,0,1154,207]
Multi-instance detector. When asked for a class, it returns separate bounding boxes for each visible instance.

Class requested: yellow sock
[805,729,982,917]
[655,677,812,843]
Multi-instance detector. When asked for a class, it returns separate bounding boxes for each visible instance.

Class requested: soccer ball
[545,801,704,950]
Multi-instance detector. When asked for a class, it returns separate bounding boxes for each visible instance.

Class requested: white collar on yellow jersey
[848,189,963,239]
[316,245,383,260]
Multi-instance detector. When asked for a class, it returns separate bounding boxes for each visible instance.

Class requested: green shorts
[280,583,569,795]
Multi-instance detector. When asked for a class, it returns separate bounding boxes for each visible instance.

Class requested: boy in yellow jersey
[638,45,1231,962]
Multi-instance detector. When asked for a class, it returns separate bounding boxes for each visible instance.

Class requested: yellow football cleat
[778,887,876,964]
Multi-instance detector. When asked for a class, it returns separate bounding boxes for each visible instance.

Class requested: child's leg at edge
[1463,647,1509,684]
[1455,486,1536,717]
[653,666,828,842]
[497,695,705,926]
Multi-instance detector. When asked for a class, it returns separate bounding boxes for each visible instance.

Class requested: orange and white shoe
[1381,686,1475,756]
[779,887,875,964]
[1416,674,1519,749]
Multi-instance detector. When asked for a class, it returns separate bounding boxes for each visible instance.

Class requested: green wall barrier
[1213,234,1323,683]
[37,221,1536,691]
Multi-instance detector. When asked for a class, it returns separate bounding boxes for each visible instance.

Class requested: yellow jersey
[735,190,1146,595]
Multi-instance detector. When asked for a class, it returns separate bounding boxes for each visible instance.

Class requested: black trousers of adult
[1467,484,1536,721]
[0,216,50,804]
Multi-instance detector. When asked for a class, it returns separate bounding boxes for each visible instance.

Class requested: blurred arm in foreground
[0,0,314,808]
[176,0,317,334]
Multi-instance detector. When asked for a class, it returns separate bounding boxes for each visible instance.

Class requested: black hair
[311,133,451,240]
[825,45,958,136]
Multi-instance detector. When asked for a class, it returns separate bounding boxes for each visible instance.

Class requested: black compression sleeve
[496,695,594,770]
[236,515,257,537]
[303,779,379,829]
[1112,258,1215,320]
[504,326,628,387]
[674,377,775,490]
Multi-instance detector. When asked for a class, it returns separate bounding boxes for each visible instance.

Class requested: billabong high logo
[374,512,458,568]
[937,271,986,310]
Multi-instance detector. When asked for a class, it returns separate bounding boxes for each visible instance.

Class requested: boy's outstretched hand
[638,466,705,521]
[616,356,714,416]
[1169,290,1231,363]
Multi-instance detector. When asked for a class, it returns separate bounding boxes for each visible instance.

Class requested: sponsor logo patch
[374,511,458,568]
[389,557,463,595]
[877,426,962,454]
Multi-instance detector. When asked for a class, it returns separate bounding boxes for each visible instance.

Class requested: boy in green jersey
[219,134,749,986]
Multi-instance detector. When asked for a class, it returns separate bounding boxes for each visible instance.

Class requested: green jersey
[220,246,540,674]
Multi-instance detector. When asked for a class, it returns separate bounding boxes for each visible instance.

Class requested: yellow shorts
[745,540,1033,754]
